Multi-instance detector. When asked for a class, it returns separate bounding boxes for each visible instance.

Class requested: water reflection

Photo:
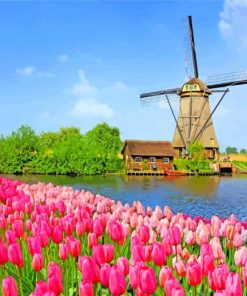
[2,174,247,221]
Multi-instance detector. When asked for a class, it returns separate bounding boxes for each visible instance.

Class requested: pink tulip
[33,280,50,296]
[79,281,94,296]
[209,264,229,291]
[93,245,105,265]
[225,272,242,296]
[12,220,24,238]
[171,226,181,245]
[2,276,18,296]
[0,241,8,265]
[138,225,150,244]
[129,263,143,289]
[8,243,24,268]
[117,257,129,276]
[108,220,124,243]
[164,277,181,296]
[234,246,247,267]
[59,243,68,260]
[47,262,63,296]
[100,263,111,287]
[103,244,114,263]
[151,242,166,266]
[186,261,202,286]
[159,266,173,287]
[93,218,104,237]
[78,256,100,284]
[87,232,98,248]
[175,259,186,277]
[32,253,43,272]
[139,266,157,294]
[27,237,42,256]
[5,230,17,244]
[109,265,126,296]
[51,225,63,244]
[69,238,81,257]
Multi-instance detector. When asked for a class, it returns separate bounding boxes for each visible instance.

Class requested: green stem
[193,285,197,296]
[18,268,24,296]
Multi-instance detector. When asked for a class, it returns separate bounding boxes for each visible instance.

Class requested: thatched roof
[121,140,175,157]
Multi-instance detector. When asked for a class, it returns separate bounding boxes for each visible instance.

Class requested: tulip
[225,272,242,296]
[51,225,63,244]
[2,276,18,296]
[117,257,129,276]
[159,266,173,287]
[32,253,43,272]
[8,243,24,268]
[109,265,126,296]
[5,230,17,244]
[164,278,183,296]
[139,266,157,294]
[93,245,105,265]
[151,242,166,266]
[108,220,124,243]
[138,225,150,243]
[12,220,24,238]
[33,280,50,296]
[100,263,111,288]
[186,261,202,286]
[234,246,247,267]
[59,243,68,260]
[103,244,114,263]
[79,281,94,296]
[87,233,98,248]
[93,218,104,237]
[209,264,229,291]
[175,259,186,277]
[78,256,100,284]
[27,237,42,256]
[69,238,81,257]
[0,241,8,265]
[47,262,63,296]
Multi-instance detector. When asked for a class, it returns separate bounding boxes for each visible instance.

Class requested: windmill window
[135,157,142,163]
[163,157,170,163]
[149,157,156,163]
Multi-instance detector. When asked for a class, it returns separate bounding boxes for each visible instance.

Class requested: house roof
[121,140,175,157]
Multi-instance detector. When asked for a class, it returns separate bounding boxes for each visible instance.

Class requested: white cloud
[17,66,36,76]
[58,54,69,63]
[112,81,128,92]
[72,70,98,95]
[71,69,114,118]
[72,98,114,118]
[17,66,54,78]
[218,0,247,49]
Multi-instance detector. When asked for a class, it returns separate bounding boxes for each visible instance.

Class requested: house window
[163,157,170,163]
[135,157,142,163]
[149,157,156,163]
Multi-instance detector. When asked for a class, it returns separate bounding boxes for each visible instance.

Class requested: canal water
[2,174,247,221]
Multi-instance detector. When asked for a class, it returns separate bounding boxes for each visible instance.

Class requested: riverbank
[2,173,247,220]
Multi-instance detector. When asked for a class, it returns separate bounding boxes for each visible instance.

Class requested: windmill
[140,16,247,160]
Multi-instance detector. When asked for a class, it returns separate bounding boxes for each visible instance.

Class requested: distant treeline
[0,123,123,175]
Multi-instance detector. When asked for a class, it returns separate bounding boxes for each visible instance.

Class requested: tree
[189,142,205,161]
[240,148,247,154]
[226,147,238,154]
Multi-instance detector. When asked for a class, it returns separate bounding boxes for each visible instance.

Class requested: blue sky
[0,0,247,151]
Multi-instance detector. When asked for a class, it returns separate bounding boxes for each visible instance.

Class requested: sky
[0,0,247,151]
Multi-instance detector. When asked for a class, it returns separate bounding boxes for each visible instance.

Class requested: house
[121,140,175,172]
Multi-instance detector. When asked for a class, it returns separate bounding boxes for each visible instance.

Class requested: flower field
[0,177,247,295]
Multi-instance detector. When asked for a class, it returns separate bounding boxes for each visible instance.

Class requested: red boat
[164,169,187,176]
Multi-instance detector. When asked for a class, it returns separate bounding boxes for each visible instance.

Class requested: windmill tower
[140,16,247,160]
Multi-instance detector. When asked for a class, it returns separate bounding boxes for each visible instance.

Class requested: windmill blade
[141,93,179,106]
[140,87,180,99]
[207,70,247,89]
[187,16,199,78]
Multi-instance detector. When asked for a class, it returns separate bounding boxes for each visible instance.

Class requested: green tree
[189,142,205,161]
[240,148,247,154]
[226,147,238,154]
